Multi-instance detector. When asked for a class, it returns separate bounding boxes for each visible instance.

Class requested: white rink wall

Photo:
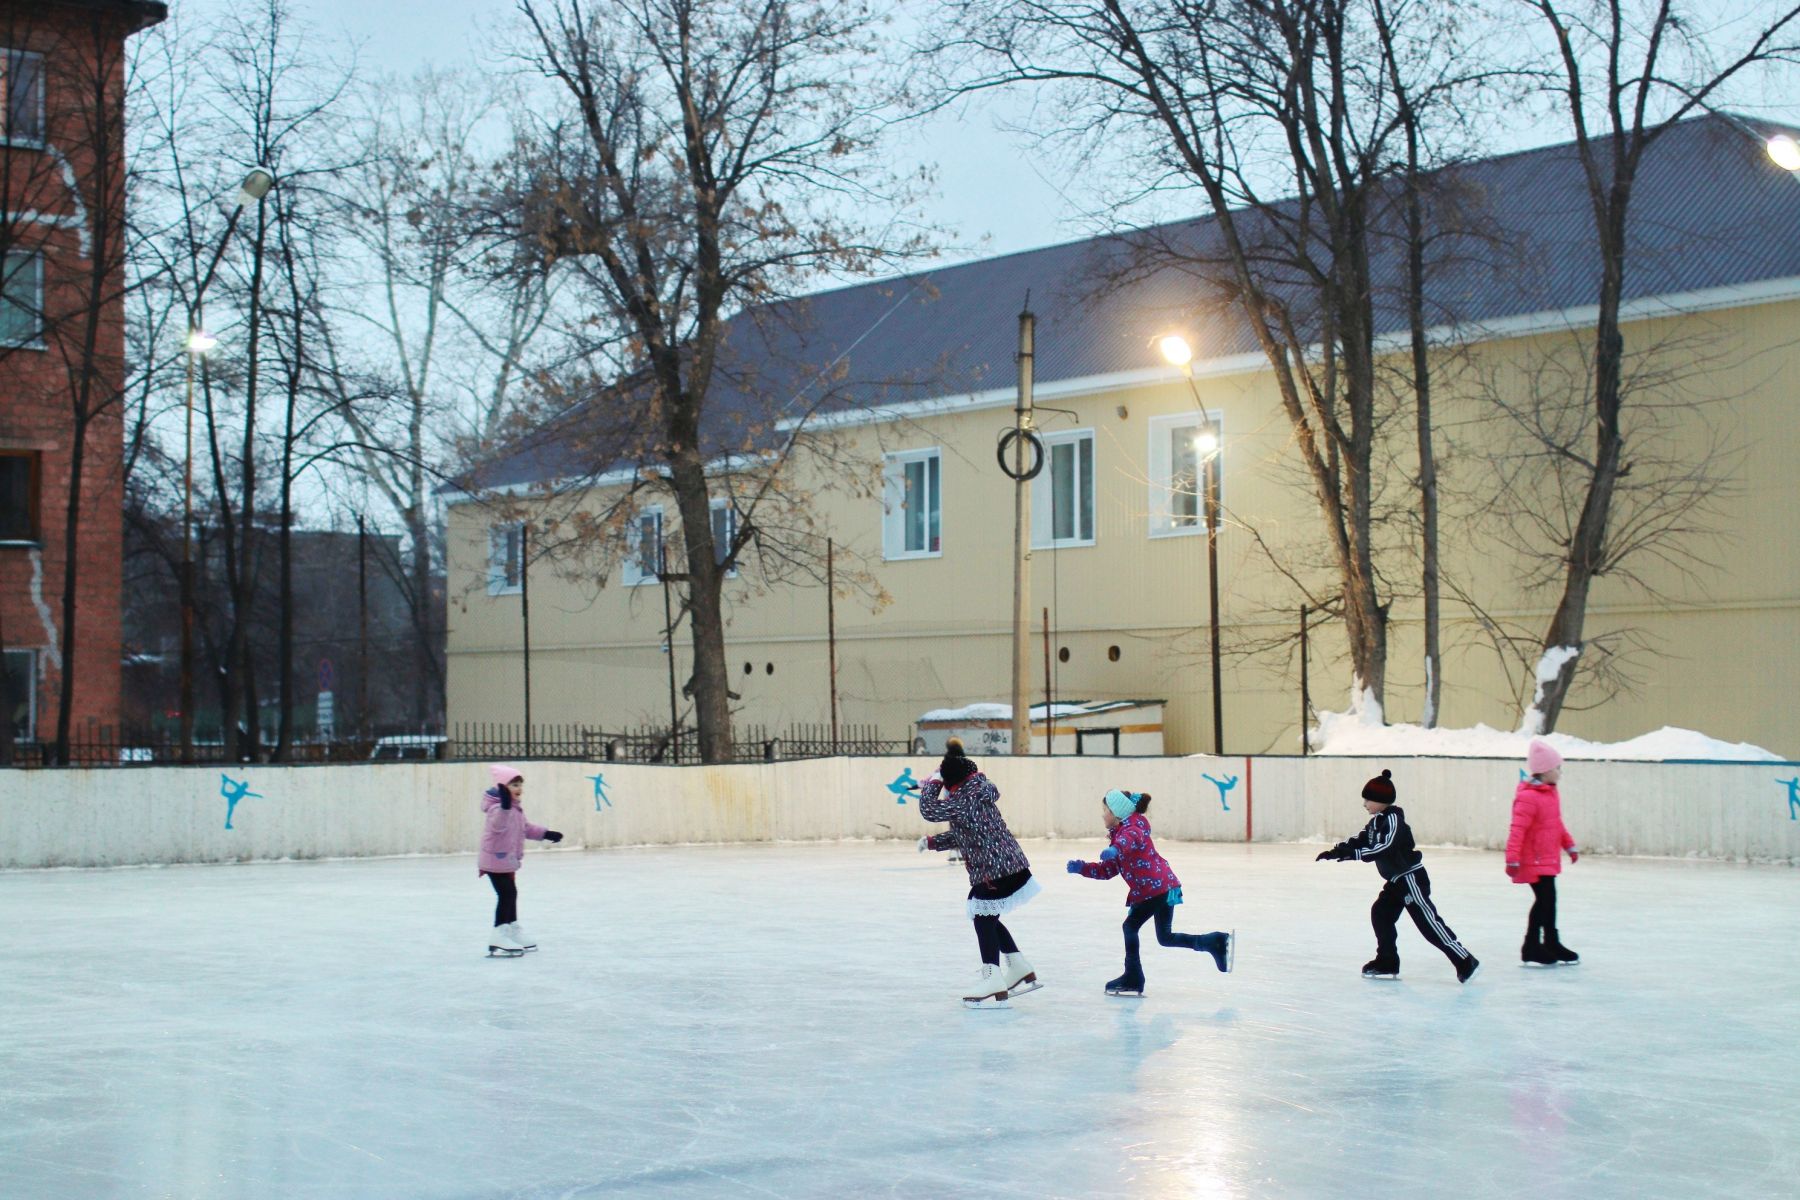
[2,754,1797,869]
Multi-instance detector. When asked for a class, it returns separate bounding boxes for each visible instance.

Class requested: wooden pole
[1300,604,1310,757]
[1041,605,1053,756]
[357,514,368,741]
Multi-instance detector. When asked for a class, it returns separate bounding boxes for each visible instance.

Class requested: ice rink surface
[3,841,1796,1199]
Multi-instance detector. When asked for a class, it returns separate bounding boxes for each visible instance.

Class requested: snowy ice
[1309,713,1786,762]
[4,842,1797,1198]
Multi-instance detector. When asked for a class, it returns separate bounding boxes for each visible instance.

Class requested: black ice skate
[1104,972,1146,997]
[1546,931,1579,965]
[1205,930,1235,974]
[1361,958,1400,980]
[1521,933,1555,966]
[1456,955,1481,984]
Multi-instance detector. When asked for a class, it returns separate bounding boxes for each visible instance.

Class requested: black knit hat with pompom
[1361,768,1396,804]
[939,736,979,788]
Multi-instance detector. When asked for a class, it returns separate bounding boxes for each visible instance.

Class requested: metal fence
[1,723,909,768]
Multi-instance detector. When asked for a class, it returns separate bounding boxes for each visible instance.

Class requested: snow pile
[1310,712,1784,762]
[918,703,1013,723]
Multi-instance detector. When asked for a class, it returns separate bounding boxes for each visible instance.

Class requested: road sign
[317,658,335,691]
[317,690,335,738]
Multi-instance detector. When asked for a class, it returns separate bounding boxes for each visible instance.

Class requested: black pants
[1526,877,1558,944]
[1371,868,1471,965]
[972,916,1020,965]
[486,871,518,927]
[1121,896,1224,980]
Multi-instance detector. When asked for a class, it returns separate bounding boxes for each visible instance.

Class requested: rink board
[3,754,1797,868]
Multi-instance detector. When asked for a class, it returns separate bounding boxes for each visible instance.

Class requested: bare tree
[483,0,931,761]
[939,0,1491,720]
[1514,0,1800,733]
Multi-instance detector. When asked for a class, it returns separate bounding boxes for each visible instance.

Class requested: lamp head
[1157,334,1194,368]
[1767,134,1800,173]
[185,328,218,354]
[233,166,277,208]
[1193,429,1219,456]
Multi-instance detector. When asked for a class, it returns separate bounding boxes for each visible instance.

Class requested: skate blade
[1005,978,1043,997]
[1362,973,1400,981]
[962,996,1011,1009]
[1104,988,1145,998]
[1224,928,1237,974]
[487,948,525,957]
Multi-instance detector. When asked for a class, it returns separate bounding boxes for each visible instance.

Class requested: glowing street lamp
[1767,134,1800,173]
[180,166,277,761]
[1156,331,1225,755]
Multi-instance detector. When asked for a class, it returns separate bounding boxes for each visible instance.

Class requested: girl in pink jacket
[1507,740,1580,966]
[480,764,563,957]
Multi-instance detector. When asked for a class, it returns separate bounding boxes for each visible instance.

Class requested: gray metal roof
[460,114,1800,494]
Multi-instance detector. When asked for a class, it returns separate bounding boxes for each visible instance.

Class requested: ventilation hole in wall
[1108,645,1121,662]
[1058,647,1070,664]
[743,662,753,675]
[765,662,775,675]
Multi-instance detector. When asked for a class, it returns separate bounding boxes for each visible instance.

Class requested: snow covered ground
[4,842,1796,1199]
[1311,713,1787,762]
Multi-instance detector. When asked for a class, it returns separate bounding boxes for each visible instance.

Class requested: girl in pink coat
[1506,740,1580,966]
[480,764,563,957]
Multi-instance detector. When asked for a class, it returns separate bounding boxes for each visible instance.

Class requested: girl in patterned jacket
[917,739,1042,1006]
[1068,790,1232,996]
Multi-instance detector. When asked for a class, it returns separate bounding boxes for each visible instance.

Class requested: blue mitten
[1065,860,1083,874]
[1099,847,1119,862]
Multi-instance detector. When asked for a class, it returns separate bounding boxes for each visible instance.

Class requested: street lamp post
[1159,334,1225,756]
[179,167,275,762]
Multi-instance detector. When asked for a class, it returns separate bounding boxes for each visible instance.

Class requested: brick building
[0,1,164,750]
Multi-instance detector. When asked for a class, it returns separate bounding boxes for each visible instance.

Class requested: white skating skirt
[966,872,1041,918]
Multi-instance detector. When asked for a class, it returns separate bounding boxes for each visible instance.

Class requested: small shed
[915,699,1166,757]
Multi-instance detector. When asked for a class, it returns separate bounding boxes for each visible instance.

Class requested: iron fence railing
[2,722,910,768]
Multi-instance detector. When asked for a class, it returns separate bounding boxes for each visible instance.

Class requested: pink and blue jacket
[478,787,548,874]
[1074,813,1182,905]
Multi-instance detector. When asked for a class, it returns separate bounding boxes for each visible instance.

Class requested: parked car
[369,735,447,762]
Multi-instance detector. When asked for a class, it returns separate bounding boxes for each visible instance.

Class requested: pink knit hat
[1526,739,1563,776]
[489,763,524,786]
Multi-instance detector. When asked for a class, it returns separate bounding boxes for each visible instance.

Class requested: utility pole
[357,514,368,741]
[827,537,839,752]
[1300,605,1311,757]
[520,523,532,756]
[660,533,680,761]
[1010,306,1035,755]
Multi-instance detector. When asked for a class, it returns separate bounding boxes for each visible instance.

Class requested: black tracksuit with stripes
[1328,806,1473,969]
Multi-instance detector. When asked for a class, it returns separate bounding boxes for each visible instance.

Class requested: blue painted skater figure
[886,767,919,804]
[588,773,612,811]
[1202,772,1238,813]
[1780,778,1800,821]
[220,775,263,830]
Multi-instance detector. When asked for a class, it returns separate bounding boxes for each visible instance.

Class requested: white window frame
[3,647,34,741]
[1147,411,1224,538]
[711,498,740,578]
[881,447,942,561]
[622,506,664,586]
[1031,428,1097,549]
[0,50,45,150]
[486,523,524,596]
[0,251,44,350]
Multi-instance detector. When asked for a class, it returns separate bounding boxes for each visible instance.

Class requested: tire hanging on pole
[997,427,1046,481]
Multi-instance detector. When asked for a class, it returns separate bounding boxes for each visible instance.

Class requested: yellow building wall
[445,297,1800,758]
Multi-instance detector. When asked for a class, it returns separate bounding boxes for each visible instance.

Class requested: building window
[0,50,44,147]
[487,523,523,595]
[1032,429,1095,548]
[0,451,38,543]
[0,252,43,348]
[882,448,941,560]
[1148,412,1222,537]
[711,498,739,577]
[622,507,664,586]
[2,648,33,741]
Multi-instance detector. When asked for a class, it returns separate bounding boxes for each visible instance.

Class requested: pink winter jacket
[1505,780,1575,884]
[478,787,548,874]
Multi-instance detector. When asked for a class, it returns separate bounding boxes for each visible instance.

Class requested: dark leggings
[1122,897,1221,977]
[972,916,1020,965]
[486,872,518,927]
[1527,877,1557,943]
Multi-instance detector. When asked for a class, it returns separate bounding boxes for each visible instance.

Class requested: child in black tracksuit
[1316,768,1480,983]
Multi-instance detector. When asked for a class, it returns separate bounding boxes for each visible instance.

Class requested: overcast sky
[172,0,1800,269]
